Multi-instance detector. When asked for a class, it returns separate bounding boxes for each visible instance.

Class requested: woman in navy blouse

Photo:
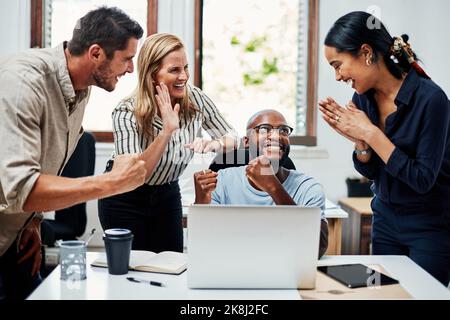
[319,11,450,285]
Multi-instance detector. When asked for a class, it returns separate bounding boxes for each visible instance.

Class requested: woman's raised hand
[155,82,180,134]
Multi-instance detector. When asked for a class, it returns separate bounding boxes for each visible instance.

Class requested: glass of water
[59,240,87,281]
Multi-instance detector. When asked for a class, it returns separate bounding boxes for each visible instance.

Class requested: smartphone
[318,264,399,289]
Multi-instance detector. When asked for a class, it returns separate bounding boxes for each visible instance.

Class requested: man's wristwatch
[354,147,371,155]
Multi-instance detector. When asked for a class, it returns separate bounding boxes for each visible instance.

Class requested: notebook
[91,250,187,275]
[187,204,321,289]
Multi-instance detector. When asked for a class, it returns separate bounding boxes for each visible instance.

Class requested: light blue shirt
[211,166,325,219]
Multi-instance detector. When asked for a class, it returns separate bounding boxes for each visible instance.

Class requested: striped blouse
[111,84,237,185]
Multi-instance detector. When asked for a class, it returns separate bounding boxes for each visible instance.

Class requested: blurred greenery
[243,73,264,86]
[244,35,267,52]
[262,58,279,75]
[234,35,279,86]
[230,36,240,45]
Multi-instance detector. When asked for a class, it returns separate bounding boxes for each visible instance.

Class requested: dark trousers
[371,197,450,286]
[98,181,183,253]
[0,241,42,300]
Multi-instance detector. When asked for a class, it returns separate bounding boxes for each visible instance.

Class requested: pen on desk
[126,277,164,287]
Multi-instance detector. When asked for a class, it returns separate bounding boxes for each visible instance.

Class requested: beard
[92,60,116,92]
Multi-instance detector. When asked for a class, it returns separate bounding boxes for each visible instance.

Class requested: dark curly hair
[67,6,143,59]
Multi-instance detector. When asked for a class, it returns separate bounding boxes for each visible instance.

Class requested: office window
[201,0,318,145]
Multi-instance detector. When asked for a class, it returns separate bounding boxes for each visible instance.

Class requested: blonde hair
[133,33,197,139]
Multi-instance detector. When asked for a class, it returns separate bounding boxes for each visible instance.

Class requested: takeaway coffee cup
[103,228,134,275]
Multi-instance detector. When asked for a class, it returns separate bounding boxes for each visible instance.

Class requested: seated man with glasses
[194,109,328,258]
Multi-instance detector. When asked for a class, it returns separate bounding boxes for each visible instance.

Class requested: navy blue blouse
[352,69,450,210]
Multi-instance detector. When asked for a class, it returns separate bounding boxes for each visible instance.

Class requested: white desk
[29,252,298,300]
[28,253,450,300]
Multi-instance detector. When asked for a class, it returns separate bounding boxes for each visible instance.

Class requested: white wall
[0,0,30,57]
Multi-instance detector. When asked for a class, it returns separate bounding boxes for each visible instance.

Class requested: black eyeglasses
[252,124,294,136]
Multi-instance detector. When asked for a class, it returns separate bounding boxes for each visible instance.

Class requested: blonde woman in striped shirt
[98,33,238,252]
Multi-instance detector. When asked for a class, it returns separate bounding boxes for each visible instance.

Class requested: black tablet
[318,264,399,288]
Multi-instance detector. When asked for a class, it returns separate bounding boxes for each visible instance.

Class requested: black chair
[40,131,96,246]
[209,148,296,172]
[345,177,374,197]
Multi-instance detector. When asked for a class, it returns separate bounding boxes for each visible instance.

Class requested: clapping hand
[318,97,374,143]
[155,83,180,134]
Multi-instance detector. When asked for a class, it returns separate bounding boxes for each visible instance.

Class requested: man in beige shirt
[0,7,146,300]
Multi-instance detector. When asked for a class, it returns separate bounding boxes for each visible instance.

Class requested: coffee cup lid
[104,228,132,238]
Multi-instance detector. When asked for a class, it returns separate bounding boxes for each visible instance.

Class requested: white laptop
[187,205,321,289]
